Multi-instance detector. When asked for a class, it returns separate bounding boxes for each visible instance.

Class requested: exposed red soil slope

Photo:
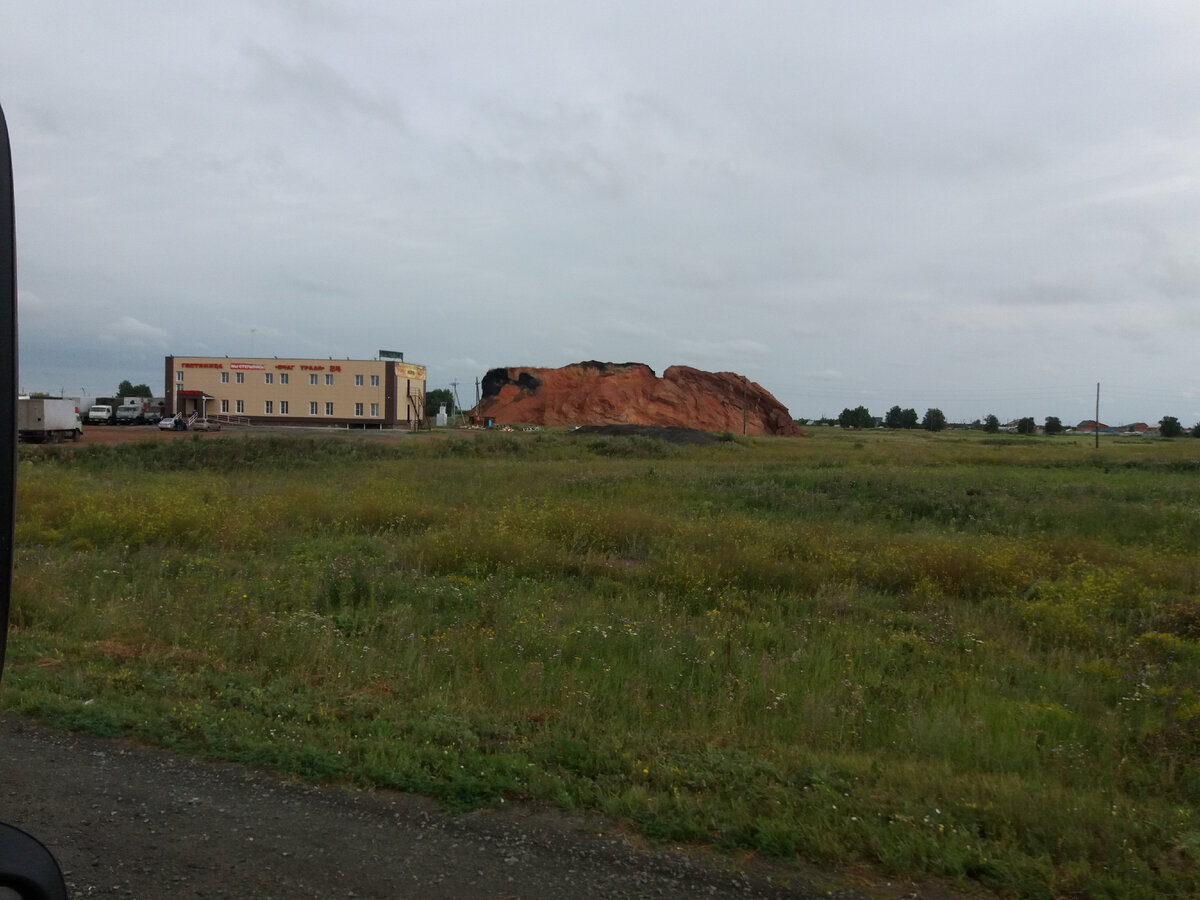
[475,362,802,436]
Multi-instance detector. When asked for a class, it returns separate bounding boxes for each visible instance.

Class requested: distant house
[1076,420,1121,434]
[1075,420,1157,435]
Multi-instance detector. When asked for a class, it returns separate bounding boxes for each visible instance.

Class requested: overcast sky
[4,2,1200,425]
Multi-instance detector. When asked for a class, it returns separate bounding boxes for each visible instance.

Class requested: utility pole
[454,381,466,425]
[1095,383,1100,450]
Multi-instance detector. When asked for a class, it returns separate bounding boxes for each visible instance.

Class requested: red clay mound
[474,361,802,436]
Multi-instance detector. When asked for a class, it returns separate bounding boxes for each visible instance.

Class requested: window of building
[354,374,364,386]
[325,402,334,416]
[370,375,379,387]
[220,372,229,384]
[264,400,273,414]
[235,372,244,384]
[370,402,379,417]
[220,399,229,413]
[309,401,318,415]
[280,401,289,414]
[264,373,273,385]
[354,402,363,416]
[309,374,318,386]
[235,400,244,414]
[176,371,183,383]
[325,374,334,386]
[280,373,289,385]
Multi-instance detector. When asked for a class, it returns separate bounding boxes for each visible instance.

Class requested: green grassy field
[5,428,1199,898]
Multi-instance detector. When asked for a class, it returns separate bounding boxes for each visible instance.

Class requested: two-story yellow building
[164,355,426,429]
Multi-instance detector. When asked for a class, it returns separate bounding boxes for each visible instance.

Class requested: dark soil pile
[571,424,728,445]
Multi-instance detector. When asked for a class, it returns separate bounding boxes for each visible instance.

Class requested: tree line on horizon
[800,407,1200,437]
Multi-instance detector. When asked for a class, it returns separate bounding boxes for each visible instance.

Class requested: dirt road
[0,716,872,900]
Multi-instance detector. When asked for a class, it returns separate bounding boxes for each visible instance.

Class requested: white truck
[18,398,83,442]
[86,404,113,425]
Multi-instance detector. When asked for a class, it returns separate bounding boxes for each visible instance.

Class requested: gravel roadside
[0,715,875,900]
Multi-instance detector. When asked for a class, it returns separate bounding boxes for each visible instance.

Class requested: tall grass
[6,428,1200,898]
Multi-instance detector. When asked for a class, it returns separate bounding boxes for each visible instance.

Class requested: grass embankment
[5,429,1199,898]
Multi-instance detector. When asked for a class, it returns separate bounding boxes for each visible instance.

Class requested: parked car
[158,415,186,431]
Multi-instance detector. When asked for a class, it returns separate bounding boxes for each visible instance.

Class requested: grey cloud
[241,43,406,127]
[1132,229,1200,300]
[101,318,170,347]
